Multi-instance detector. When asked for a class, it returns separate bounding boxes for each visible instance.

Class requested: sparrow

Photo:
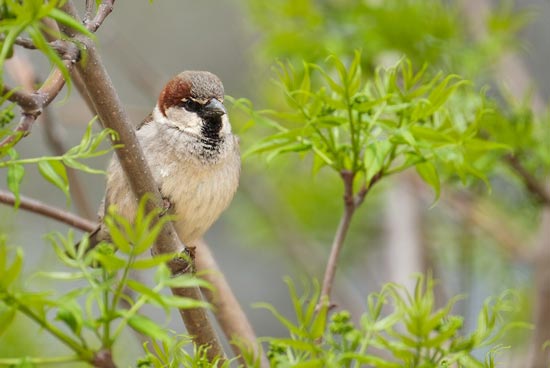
[89,71,240,250]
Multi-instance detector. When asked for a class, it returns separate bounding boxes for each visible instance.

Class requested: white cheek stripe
[153,104,232,136]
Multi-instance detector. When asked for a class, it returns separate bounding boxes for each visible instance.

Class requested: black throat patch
[200,116,223,155]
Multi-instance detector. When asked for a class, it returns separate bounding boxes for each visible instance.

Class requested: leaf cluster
[237,53,506,199]
[483,95,550,180]
[252,276,529,368]
[0,196,211,367]
[138,338,231,368]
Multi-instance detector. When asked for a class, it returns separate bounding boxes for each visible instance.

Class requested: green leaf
[32,271,87,281]
[0,304,16,337]
[55,299,83,335]
[6,163,24,208]
[127,314,170,343]
[38,160,70,204]
[340,353,401,368]
[254,302,306,338]
[158,295,211,310]
[48,8,94,39]
[0,247,23,289]
[294,360,324,368]
[93,253,127,272]
[126,279,165,307]
[130,254,175,270]
[62,157,104,174]
[415,161,440,201]
[363,140,392,182]
[104,214,132,254]
[161,274,212,290]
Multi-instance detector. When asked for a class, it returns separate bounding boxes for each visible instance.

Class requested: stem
[319,199,356,307]
[10,295,92,360]
[102,269,112,348]
[317,169,382,310]
[106,253,138,346]
[0,355,81,365]
[346,97,359,171]
[318,171,357,308]
[111,284,162,341]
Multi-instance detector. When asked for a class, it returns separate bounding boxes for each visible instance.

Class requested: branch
[84,0,115,33]
[6,37,77,56]
[0,44,79,149]
[505,154,550,205]
[60,1,225,363]
[317,169,382,310]
[0,189,96,232]
[1,84,40,111]
[84,0,95,24]
[194,239,268,367]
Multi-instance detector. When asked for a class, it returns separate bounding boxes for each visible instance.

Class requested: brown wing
[136,113,154,130]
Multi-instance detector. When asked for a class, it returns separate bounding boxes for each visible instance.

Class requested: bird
[89,71,240,250]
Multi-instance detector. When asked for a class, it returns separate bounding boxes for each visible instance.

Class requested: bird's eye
[181,99,202,113]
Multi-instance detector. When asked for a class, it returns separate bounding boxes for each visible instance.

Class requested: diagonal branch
[1,84,41,111]
[0,189,96,232]
[59,1,225,363]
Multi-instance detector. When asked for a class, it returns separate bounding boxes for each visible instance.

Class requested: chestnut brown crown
[158,71,225,116]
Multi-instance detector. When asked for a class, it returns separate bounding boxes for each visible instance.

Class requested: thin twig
[0,189,96,232]
[84,0,95,23]
[84,0,115,33]
[1,84,41,111]
[60,1,226,363]
[7,36,75,56]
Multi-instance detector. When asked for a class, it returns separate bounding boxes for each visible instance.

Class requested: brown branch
[60,1,225,363]
[1,85,41,111]
[505,154,550,205]
[84,0,115,33]
[0,189,96,232]
[0,45,79,149]
[7,37,76,56]
[194,239,268,367]
[317,170,377,309]
[84,0,95,23]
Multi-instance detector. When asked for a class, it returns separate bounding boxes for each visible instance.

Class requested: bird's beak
[202,99,227,117]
